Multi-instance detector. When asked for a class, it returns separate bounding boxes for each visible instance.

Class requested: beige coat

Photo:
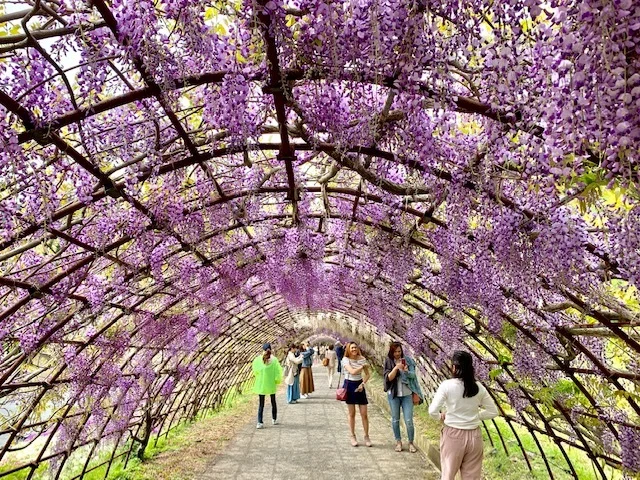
[324,350,337,368]
[284,351,303,385]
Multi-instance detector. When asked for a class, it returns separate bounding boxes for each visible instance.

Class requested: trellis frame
[1,1,639,479]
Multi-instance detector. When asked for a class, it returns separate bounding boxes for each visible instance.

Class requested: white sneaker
[272,419,278,425]
[256,423,264,429]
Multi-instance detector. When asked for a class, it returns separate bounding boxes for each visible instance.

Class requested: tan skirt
[300,366,315,394]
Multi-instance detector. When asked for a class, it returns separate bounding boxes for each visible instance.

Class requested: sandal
[409,443,417,453]
[395,442,402,452]
[350,435,358,447]
[364,436,372,447]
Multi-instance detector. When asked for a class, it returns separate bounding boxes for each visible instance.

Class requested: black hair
[452,351,479,398]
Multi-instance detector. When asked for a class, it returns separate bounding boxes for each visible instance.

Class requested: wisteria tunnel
[0,0,639,478]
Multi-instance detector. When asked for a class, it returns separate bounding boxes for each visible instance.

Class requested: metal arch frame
[0,3,638,479]
[5,251,632,476]
[2,194,636,472]
[2,206,636,476]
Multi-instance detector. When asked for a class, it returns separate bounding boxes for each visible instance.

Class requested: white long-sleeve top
[428,379,499,430]
[286,351,304,368]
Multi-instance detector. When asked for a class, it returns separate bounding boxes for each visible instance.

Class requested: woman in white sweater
[284,344,304,404]
[428,351,498,480]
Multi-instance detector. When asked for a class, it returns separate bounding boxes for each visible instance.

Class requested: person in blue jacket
[299,343,315,398]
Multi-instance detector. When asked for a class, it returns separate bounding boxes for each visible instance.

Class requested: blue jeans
[388,394,414,442]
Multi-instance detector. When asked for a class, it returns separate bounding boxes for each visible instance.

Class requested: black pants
[258,394,277,423]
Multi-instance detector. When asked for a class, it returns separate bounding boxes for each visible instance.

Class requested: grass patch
[0,381,256,480]
[105,397,256,479]
[476,417,625,480]
[0,462,48,480]
[105,385,256,480]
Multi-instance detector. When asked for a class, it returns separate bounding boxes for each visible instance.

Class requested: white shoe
[256,423,264,429]
[301,394,308,399]
[272,419,278,425]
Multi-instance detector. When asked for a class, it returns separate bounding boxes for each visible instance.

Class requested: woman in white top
[324,344,337,388]
[341,342,371,447]
[284,344,304,404]
[428,351,499,480]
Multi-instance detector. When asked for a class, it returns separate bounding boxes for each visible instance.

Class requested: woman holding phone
[284,344,304,403]
[383,342,424,452]
[341,342,371,447]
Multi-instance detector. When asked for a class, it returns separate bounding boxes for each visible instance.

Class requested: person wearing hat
[252,342,282,429]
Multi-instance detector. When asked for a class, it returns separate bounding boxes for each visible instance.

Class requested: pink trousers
[440,426,484,480]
